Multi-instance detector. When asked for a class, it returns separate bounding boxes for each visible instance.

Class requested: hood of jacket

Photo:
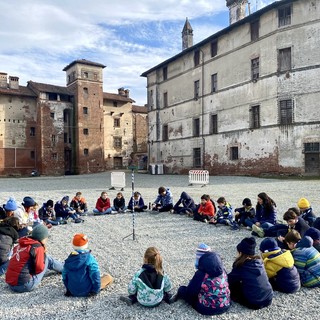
[0,224,18,238]
[64,250,91,271]
[240,258,266,277]
[18,236,42,247]
[180,192,191,200]
[198,252,223,277]
[296,236,313,249]
[262,249,294,269]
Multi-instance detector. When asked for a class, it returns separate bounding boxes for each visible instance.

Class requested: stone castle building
[142,0,320,176]
[0,59,147,176]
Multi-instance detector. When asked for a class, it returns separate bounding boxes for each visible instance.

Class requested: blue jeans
[93,208,112,215]
[9,255,63,293]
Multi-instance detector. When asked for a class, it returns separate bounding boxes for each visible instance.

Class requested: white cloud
[0,0,231,105]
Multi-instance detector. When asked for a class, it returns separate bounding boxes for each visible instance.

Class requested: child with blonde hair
[63,233,113,297]
[120,247,173,307]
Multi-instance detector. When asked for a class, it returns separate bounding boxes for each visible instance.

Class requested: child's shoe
[230,223,239,231]
[120,295,134,305]
[168,293,178,304]
[252,224,265,237]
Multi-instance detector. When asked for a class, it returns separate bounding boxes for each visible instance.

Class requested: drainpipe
[199,48,205,170]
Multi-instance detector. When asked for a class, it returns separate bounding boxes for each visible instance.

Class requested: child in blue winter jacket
[127,192,147,212]
[151,187,173,212]
[172,192,196,215]
[54,196,84,223]
[211,197,237,229]
[228,237,273,309]
[63,233,113,297]
[174,243,230,316]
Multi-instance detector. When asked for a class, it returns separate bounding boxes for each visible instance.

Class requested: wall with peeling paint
[145,0,320,176]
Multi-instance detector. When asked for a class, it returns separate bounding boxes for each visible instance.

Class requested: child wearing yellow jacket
[260,238,300,293]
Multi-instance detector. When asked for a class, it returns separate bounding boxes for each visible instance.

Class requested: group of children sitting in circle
[0,187,320,316]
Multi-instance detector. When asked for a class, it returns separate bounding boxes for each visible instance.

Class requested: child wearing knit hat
[174,245,230,315]
[259,237,300,293]
[297,198,316,227]
[195,243,211,269]
[228,237,273,309]
[5,224,63,292]
[62,233,113,297]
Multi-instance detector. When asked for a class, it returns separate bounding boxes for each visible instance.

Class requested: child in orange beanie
[62,233,113,297]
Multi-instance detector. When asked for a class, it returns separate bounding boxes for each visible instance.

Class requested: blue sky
[0,0,275,105]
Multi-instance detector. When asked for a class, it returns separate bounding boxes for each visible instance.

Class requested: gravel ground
[0,172,320,320]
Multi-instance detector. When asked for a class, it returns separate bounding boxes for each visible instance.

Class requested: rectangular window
[83,107,88,115]
[304,143,320,153]
[30,151,35,160]
[113,101,118,107]
[211,40,217,57]
[278,48,291,72]
[210,114,218,134]
[114,118,120,127]
[230,147,239,160]
[50,112,55,119]
[163,92,168,108]
[278,5,291,27]
[163,124,168,141]
[83,128,89,135]
[251,58,259,80]
[114,137,122,148]
[194,80,200,99]
[193,118,200,137]
[211,73,217,92]
[51,153,57,160]
[148,89,154,109]
[251,20,259,41]
[51,135,56,145]
[83,71,89,78]
[163,66,167,81]
[84,148,89,156]
[250,105,260,129]
[194,50,200,66]
[30,127,35,136]
[193,148,201,168]
[279,99,293,125]
[48,93,58,101]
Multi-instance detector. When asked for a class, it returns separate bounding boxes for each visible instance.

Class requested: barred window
[279,99,293,125]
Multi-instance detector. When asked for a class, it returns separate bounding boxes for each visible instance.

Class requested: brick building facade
[0,59,147,176]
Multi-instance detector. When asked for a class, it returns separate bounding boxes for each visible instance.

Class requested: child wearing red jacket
[5,224,63,293]
[193,195,215,223]
[93,191,112,215]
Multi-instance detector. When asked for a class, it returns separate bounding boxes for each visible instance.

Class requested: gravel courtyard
[0,172,319,320]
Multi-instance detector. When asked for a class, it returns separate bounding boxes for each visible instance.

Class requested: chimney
[182,18,193,51]
[118,87,125,96]
[124,89,130,98]
[9,76,19,89]
[0,72,8,88]
[226,0,248,25]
